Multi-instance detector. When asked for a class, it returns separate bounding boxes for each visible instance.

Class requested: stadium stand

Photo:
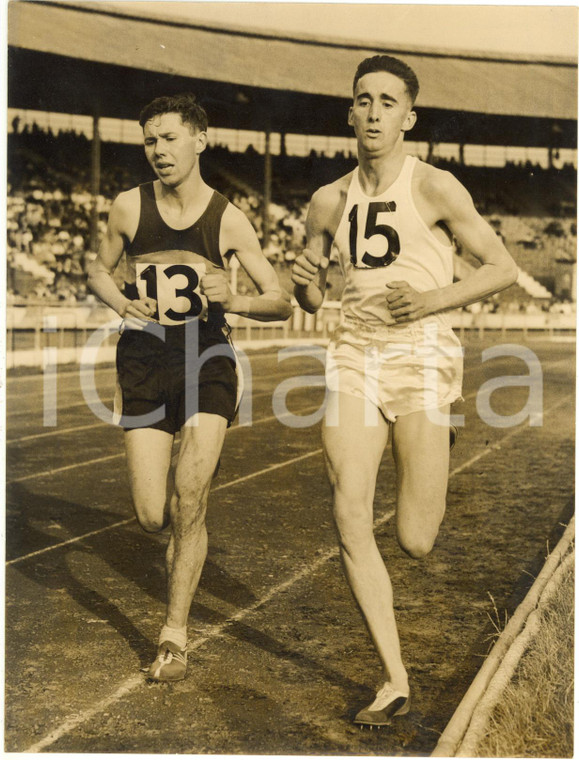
[7,125,577,313]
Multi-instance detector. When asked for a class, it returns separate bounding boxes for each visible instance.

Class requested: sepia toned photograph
[5,1,577,755]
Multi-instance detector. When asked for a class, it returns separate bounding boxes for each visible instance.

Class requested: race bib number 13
[135,262,208,325]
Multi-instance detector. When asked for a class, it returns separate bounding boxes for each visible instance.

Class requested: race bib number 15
[135,262,208,325]
[349,201,400,269]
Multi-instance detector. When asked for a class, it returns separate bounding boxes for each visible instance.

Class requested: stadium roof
[8,0,578,148]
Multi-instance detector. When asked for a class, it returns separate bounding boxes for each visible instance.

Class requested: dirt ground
[5,337,575,755]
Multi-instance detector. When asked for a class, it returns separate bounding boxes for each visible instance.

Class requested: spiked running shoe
[354,683,410,727]
[148,640,187,682]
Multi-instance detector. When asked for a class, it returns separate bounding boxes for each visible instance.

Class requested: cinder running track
[5,336,575,754]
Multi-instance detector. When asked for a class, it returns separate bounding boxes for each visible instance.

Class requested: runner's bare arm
[387,172,518,323]
[203,204,292,322]
[292,184,340,314]
[87,190,157,320]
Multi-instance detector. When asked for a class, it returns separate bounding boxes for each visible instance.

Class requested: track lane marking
[8,421,122,445]
[5,517,138,567]
[6,358,324,403]
[6,449,324,567]
[6,368,324,418]
[6,386,326,444]
[6,349,286,387]
[21,496,359,755]
[7,396,115,420]
[6,404,323,484]
[7,365,115,387]
[448,392,574,478]
[16,390,574,752]
[211,449,323,493]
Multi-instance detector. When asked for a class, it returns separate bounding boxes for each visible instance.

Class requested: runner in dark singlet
[88,93,292,681]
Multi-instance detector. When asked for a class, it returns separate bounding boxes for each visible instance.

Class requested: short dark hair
[353,55,419,105]
[139,93,208,132]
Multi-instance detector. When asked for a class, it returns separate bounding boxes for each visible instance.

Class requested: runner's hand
[291,248,329,287]
[121,297,158,328]
[201,272,233,310]
[386,281,433,323]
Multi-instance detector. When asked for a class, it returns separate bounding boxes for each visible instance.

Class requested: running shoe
[147,640,187,682]
[353,683,410,727]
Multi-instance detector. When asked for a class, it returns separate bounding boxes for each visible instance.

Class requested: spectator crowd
[7,124,577,313]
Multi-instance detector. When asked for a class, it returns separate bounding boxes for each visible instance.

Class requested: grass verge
[475,552,574,758]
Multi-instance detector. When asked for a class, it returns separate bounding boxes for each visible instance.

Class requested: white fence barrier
[5,302,576,369]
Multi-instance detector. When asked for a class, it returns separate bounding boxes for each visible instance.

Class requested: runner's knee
[398,531,434,559]
[396,489,446,558]
[328,464,376,508]
[397,509,443,557]
[172,485,208,536]
[135,504,170,533]
[333,502,375,557]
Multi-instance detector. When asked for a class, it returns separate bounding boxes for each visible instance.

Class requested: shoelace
[369,683,406,711]
[149,648,186,679]
[161,649,186,664]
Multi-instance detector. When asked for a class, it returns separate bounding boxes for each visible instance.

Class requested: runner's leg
[125,427,174,532]
[323,391,408,692]
[392,405,451,558]
[164,412,228,630]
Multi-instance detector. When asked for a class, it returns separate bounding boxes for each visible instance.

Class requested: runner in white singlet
[292,55,517,727]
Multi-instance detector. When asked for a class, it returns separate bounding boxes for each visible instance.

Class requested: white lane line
[6,349,285,386]
[6,370,323,419]
[5,518,137,567]
[7,421,119,445]
[8,377,116,401]
[7,448,325,568]
[22,499,353,755]
[7,396,114,419]
[18,391,574,752]
[7,366,572,481]
[6,404,322,484]
[7,365,115,386]
[6,383,326,443]
[8,453,127,484]
[212,449,323,493]
[22,673,146,753]
[448,392,574,478]
[6,447,322,567]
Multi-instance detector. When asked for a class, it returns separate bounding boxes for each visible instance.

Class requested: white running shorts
[326,315,464,423]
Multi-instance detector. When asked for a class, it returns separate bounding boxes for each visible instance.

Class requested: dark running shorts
[115,321,238,434]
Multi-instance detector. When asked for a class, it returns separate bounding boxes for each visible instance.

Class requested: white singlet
[332,155,455,327]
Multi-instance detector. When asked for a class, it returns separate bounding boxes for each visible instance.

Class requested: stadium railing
[5,302,576,369]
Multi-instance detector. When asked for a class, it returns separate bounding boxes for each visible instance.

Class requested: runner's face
[143,113,206,186]
[348,71,416,154]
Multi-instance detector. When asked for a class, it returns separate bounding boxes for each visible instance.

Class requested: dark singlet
[124,182,229,328]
